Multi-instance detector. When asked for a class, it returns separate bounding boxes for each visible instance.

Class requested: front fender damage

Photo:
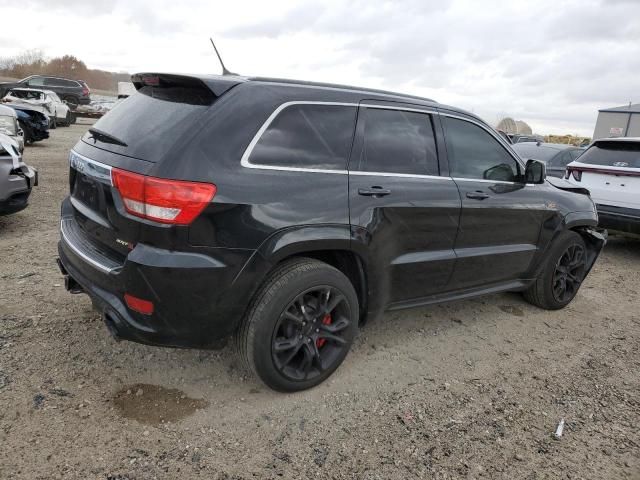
[574,227,607,275]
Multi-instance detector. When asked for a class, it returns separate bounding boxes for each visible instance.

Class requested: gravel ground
[0,121,638,480]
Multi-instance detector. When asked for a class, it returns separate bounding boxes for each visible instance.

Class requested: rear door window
[27,77,44,87]
[249,104,356,170]
[578,142,640,168]
[443,116,521,182]
[354,107,439,175]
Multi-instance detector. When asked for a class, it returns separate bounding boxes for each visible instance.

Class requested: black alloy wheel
[523,230,588,310]
[237,258,358,392]
[272,286,351,382]
[551,244,586,303]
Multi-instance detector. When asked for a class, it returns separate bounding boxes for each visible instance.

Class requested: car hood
[3,103,48,116]
[546,176,590,195]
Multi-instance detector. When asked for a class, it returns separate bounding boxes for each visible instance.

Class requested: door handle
[466,191,490,200]
[358,186,391,197]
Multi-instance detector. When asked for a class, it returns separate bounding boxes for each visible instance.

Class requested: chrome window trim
[350,171,452,181]
[240,101,439,175]
[60,219,118,274]
[69,150,113,185]
[240,101,356,174]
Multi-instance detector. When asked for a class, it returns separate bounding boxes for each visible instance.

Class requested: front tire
[236,258,359,392]
[523,231,587,310]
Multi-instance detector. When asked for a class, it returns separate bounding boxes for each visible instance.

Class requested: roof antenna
[210,38,238,76]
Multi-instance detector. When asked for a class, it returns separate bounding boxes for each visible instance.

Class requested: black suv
[57,73,606,391]
[0,75,91,107]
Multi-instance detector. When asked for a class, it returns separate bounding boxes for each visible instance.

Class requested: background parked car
[566,137,640,235]
[0,75,91,108]
[43,90,72,126]
[0,132,37,215]
[512,142,584,177]
[0,104,24,152]
[5,104,49,145]
[2,88,60,128]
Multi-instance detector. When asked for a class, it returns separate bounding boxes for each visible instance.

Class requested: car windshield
[578,141,640,168]
[512,144,561,163]
[9,90,43,100]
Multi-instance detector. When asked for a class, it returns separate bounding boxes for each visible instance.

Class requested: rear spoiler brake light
[566,165,640,179]
[131,73,245,105]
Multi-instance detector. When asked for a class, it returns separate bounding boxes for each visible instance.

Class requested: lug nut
[302,321,306,326]
[315,329,319,333]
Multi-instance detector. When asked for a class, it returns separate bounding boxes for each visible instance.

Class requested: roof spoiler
[131,73,245,105]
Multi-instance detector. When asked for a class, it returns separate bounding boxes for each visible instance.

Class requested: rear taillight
[82,86,89,96]
[111,168,216,225]
[566,167,582,182]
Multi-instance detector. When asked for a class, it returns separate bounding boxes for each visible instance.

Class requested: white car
[2,88,72,128]
[43,90,72,127]
[566,137,640,235]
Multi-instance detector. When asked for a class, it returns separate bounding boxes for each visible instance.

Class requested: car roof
[135,72,490,127]
[593,137,640,144]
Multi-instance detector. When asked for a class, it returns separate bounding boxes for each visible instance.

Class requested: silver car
[0,132,37,215]
[0,104,24,152]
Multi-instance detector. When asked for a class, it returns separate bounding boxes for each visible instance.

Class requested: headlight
[0,115,17,136]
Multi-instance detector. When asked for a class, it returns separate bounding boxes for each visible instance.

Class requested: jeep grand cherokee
[57,73,606,391]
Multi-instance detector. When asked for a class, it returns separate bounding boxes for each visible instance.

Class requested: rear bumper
[596,204,640,235]
[57,206,255,349]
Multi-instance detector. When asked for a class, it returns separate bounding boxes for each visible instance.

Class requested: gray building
[593,103,640,140]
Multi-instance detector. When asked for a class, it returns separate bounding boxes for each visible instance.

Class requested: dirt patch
[0,121,638,479]
[113,384,208,425]
[499,304,525,316]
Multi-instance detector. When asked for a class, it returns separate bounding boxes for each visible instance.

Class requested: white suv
[566,137,640,235]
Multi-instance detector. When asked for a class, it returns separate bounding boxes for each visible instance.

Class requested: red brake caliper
[316,314,332,348]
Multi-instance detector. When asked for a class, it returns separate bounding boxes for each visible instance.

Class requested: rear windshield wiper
[87,128,128,147]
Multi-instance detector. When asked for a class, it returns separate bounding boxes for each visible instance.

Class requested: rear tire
[236,258,359,392]
[523,231,587,310]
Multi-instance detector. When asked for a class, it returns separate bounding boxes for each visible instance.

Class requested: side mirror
[524,159,546,184]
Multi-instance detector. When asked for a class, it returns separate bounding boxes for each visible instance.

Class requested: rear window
[249,104,356,170]
[579,142,640,168]
[82,92,210,162]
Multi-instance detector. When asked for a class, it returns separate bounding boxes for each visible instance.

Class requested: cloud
[0,0,637,135]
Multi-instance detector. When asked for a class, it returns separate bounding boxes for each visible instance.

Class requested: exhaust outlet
[63,275,84,294]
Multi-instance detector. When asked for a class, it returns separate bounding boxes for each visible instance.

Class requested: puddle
[113,384,208,425]
[499,305,525,317]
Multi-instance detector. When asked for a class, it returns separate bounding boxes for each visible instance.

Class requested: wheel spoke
[280,343,303,368]
[299,345,314,379]
[295,298,314,322]
[325,292,345,314]
[283,309,304,325]
[319,316,350,333]
[274,337,299,352]
[317,331,347,345]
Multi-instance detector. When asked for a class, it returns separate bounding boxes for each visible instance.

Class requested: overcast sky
[0,0,637,136]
